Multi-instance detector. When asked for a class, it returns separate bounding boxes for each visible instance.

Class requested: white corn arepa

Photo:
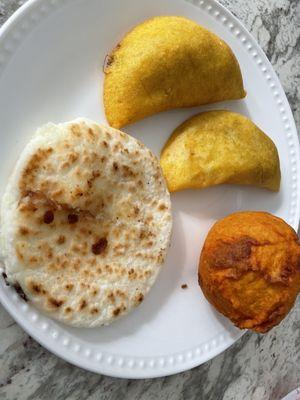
[0,118,172,327]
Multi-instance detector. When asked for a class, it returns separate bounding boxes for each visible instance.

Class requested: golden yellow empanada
[160,110,280,192]
[103,16,246,128]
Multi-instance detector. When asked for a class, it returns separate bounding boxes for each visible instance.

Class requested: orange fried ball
[198,211,300,333]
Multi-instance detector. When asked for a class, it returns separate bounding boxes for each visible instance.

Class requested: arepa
[0,119,172,327]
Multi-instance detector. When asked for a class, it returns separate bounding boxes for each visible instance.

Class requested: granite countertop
[0,0,299,399]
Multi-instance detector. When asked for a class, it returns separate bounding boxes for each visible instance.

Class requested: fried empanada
[103,16,246,128]
[160,110,280,192]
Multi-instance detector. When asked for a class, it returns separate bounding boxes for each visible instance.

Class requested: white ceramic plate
[0,0,299,379]
[282,388,300,400]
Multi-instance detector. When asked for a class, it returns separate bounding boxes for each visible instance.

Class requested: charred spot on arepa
[67,213,78,224]
[112,304,127,317]
[91,288,99,296]
[47,297,64,309]
[91,238,108,255]
[113,307,121,316]
[64,283,74,291]
[136,293,144,304]
[158,203,168,211]
[107,291,116,304]
[57,235,66,245]
[27,280,47,296]
[19,226,29,236]
[79,298,87,311]
[43,210,54,224]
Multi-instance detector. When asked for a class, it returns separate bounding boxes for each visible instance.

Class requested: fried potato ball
[198,212,300,333]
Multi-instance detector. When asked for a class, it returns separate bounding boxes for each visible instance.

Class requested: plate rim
[0,0,299,379]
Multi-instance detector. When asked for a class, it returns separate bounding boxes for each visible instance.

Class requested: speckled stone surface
[0,0,299,399]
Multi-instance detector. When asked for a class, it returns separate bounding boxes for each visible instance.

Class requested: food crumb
[181,284,188,289]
